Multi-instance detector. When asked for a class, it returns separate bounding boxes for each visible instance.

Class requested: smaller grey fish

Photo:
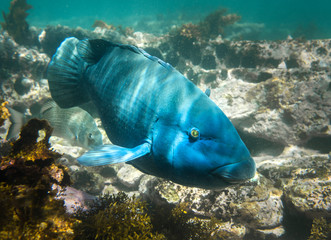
[7,99,103,149]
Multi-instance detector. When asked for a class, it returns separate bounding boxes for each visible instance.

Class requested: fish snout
[211,156,256,184]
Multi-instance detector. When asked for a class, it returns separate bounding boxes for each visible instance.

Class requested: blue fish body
[47,37,256,189]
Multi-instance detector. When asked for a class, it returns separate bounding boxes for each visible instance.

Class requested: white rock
[69,165,80,172]
[117,164,145,189]
[277,61,287,69]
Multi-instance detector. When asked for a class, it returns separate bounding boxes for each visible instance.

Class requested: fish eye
[88,133,93,140]
[88,133,95,145]
[189,127,200,140]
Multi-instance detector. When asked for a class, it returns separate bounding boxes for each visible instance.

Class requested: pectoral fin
[77,142,151,166]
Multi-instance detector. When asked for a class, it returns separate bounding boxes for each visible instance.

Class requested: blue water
[1,0,331,39]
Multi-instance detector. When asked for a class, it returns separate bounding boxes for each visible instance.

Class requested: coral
[0,119,75,239]
[73,192,165,239]
[0,101,10,127]
[308,217,331,240]
[1,0,32,45]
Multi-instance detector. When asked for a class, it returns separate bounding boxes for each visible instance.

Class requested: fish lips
[209,156,256,184]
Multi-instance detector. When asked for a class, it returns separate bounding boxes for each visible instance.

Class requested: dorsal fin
[135,47,174,71]
[77,39,114,65]
[205,88,211,97]
[78,38,174,70]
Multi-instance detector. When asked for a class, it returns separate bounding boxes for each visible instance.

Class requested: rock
[116,164,145,189]
[212,221,247,240]
[0,33,50,111]
[69,165,80,172]
[70,169,105,195]
[1,27,331,240]
[57,186,96,213]
[102,184,119,196]
[171,38,330,149]
[242,72,330,146]
[282,154,331,219]
[257,146,329,182]
[256,146,330,237]
[201,54,217,69]
[138,175,159,196]
[142,174,284,239]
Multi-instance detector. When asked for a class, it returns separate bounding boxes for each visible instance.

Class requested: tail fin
[47,37,91,108]
[7,107,25,140]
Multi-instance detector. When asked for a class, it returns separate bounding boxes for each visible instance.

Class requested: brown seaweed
[1,0,32,45]
[0,119,75,239]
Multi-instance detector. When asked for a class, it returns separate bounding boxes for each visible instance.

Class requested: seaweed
[92,20,116,30]
[199,8,241,39]
[0,101,10,127]
[92,19,134,37]
[73,193,222,240]
[166,203,217,240]
[169,8,241,63]
[0,119,76,239]
[169,23,202,64]
[73,192,166,239]
[1,0,32,45]
[308,217,331,240]
[149,202,219,240]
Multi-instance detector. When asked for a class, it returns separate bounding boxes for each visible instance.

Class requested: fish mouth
[210,158,256,184]
[210,167,245,185]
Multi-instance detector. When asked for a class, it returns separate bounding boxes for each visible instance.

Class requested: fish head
[152,98,256,189]
[78,127,103,149]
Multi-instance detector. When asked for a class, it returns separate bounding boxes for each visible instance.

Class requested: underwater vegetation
[0,100,10,128]
[170,7,241,64]
[308,217,331,240]
[199,8,241,40]
[92,19,134,37]
[0,118,75,239]
[73,192,166,240]
[92,20,117,31]
[1,0,32,45]
[73,193,220,240]
[149,202,220,240]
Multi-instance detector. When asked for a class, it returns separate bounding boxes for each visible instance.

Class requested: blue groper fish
[47,37,256,189]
